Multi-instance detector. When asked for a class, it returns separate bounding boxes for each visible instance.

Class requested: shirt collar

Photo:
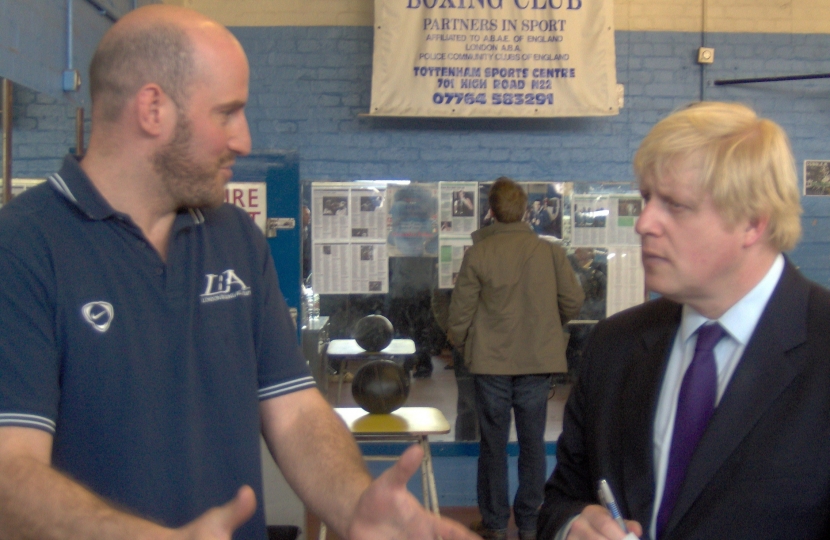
[49,154,116,220]
[50,154,206,229]
[680,253,785,345]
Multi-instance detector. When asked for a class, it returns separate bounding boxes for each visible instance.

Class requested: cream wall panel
[166,0,830,33]
[172,0,373,26]
[707,0,792,33]
[618,0,703,32]
[792,0,830,34]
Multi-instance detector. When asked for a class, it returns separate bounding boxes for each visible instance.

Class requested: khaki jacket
[447,222,584,375]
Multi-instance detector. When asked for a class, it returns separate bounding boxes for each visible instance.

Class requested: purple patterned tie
[656,323,726,539]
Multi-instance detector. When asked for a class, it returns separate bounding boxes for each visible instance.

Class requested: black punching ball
[353,315,394,352]
[352,359,410,414]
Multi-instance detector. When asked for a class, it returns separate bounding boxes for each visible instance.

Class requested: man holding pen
[539,102,830,539]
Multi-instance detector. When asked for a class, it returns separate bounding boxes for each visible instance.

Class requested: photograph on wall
[478,181,495,228]
[525,183,564,239]
[350,187,387,241]
[617,197,642,226]
[386,183,439,257]
[322,196,348,216]
[451,188,476,217]
[478,181,565,239]
[804,160,830,196]
[439,181,478,236]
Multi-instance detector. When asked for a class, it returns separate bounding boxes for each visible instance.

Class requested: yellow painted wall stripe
[169,0,830,33]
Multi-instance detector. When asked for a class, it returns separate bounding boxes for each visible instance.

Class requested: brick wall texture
[11,28,830,285]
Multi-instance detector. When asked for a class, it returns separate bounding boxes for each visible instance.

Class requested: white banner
[370,0,618,117]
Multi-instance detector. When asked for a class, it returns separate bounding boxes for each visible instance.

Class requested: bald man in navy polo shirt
[0,6,479,540]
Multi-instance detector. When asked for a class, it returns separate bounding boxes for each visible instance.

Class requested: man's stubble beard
[152,116,230,210]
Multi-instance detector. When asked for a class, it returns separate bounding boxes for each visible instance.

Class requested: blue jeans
[475,374,551,532]
[453,348,479,441]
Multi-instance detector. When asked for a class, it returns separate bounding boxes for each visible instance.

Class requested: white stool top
[334,407,450,436]
[327,338,416,356]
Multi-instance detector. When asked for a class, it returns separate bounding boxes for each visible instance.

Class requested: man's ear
[134,83,174,137]
[743,214,770,247]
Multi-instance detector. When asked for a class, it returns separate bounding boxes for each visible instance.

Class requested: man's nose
[635,198,658,237]
[229,115,252,156]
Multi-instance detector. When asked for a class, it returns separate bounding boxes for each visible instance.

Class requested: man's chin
[179,189,226,210]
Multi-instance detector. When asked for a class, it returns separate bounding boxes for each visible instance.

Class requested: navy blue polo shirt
[0,155,315,539]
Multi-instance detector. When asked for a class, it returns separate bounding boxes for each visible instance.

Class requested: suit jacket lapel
[621,302,681,525]
[666,262,810,534]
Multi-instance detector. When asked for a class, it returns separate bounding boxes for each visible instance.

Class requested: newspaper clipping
[438,237,474,289]
[311,183,390,294]
[439,181,478,235]
[572,194,641,246]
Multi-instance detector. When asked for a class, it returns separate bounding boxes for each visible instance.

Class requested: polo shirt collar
[49,155,115,220]
[50,154,206,229]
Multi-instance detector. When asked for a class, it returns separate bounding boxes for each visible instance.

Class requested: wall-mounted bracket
[62,69,81,92]
[697,47,715,64]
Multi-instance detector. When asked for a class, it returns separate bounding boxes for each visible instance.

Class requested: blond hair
[633,102,802,251]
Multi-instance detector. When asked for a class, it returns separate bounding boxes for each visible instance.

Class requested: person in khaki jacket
[448,177,584,540]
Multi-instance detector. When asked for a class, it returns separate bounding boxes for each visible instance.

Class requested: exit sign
[225,182,266,233]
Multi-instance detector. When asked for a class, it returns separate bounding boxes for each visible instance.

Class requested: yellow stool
[317,407,450,540]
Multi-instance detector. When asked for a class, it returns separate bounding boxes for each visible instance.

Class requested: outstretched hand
[175,485,257,540]
[348,444,481,540]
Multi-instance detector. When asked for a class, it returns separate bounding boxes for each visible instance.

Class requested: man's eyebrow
[216,100,247,112]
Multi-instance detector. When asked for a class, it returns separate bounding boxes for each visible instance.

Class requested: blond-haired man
[540,102,830,540]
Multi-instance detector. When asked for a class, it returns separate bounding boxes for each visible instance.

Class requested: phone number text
[432,92,553,105]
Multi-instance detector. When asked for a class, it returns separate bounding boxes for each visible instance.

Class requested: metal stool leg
[420,436,440,515]
[419,439,429,511]
[336,358,347,403]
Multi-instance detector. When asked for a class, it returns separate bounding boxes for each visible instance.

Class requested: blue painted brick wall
[0,0,153,103]
[11,84,89,177]
[11,28,830,284]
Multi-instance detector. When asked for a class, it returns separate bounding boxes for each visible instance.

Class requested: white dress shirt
[554,255,785,540]
[648,254,785,539]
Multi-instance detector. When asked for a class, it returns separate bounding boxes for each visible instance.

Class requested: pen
[597,478,629,534]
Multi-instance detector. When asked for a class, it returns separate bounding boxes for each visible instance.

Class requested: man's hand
[174,486,257,540]
[348,444,481,540]
[566,504,642,540]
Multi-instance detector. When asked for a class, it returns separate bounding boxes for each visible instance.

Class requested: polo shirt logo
[200,269,252,304]
[82,302,114,333]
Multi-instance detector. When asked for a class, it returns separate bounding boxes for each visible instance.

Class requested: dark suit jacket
[539,261,830,540]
